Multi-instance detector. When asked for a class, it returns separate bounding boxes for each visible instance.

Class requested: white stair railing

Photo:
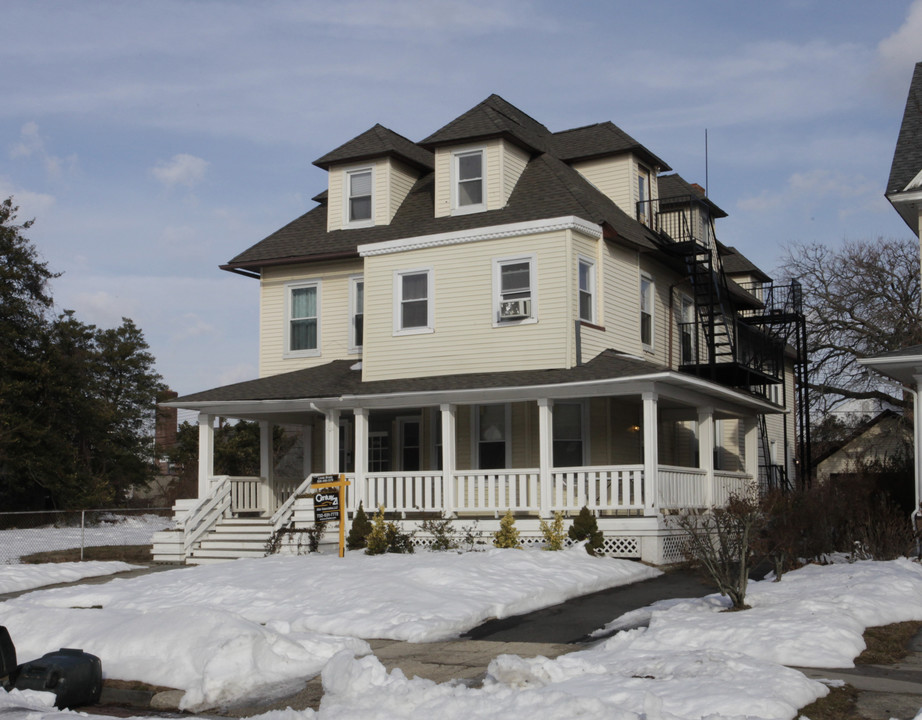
[270,475,316,532]
[181,476,233,553]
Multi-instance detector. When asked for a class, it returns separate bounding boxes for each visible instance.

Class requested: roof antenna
[705,128,709,197]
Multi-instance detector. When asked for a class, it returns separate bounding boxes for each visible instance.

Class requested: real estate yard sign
[311,474,351,557]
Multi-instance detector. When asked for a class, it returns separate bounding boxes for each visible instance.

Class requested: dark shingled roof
[719,244,770,282]
[551,122,670,172]
[313,124,434,171]
[224,152,664,269]
[887,62,922,197]
[657,174,727,218]
[173,349,667,404]
[420,94,550,153]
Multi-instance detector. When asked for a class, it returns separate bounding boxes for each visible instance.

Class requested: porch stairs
[151,494,318,565]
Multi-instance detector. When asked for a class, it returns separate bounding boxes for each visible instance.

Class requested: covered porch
[161,353,778,564]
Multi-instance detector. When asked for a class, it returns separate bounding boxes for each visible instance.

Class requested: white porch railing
[229,476,262,513]
[181,475,233,553]
[658,465,708,509]
[361,472,444,514]
[714,471,757,505]
[551,466,645,512]
[454,470,539,514]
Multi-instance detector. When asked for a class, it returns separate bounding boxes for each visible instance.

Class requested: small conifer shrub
[493,509,521,548]
[347,502,373,550]
[365,504,415,555]
[420,512,458,551]
[568,505,604,555]
[539,511,566,551]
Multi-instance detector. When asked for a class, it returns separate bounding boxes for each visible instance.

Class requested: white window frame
[284,279,321,358]
[393,268,434,335]
[578,256,596,324]
[473,403,512,470]
[451,147,486,215]
[343,165,374,229]
[641,273,654,351]
[493,254,536,326]
[348,275,364,354]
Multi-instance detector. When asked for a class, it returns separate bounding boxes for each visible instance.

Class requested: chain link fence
[0,508,174,564]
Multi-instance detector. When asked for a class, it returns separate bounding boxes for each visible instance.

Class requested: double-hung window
[553,402,586,467]
[287,281,320,356]
[395,269,433,334]
[345,167,373,226]
[641,274,654,350]
[349,276,364,352]
[476,403,508,469]
[680,295,695,364]
[494,256,534,323]
[453,149,485,213]
[578,258,595,323]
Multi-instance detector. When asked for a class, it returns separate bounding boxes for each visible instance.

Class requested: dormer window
[345,167,374,227]
[453,148,485,214]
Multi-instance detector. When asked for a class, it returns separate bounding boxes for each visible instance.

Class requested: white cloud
[738,169,882,217]
[0,176,56,218]
[10,122,77,179]
[152,154,209,189]
[65,289,140,328]
[170,313,217,343]
[877,0,922,95]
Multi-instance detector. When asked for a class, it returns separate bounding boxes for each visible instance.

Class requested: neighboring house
[859,62,922,514]
[813,410,912,483]
[157,94,805,564]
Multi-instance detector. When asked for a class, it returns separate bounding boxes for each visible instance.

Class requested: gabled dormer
[419,94,548,218]
[313,124,433,232]
[551,122,670,223]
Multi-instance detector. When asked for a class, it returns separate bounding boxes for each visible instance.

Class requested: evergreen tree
[568,506,604,555]
[539,511,566,551]
[493,509,521,548]
[347,502,373,550]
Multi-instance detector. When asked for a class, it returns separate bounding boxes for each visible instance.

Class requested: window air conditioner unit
[499,299,531,320]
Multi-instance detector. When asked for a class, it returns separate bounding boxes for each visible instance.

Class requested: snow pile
[0,547,656,708]
[0,561,141,594]
[0,513,172,564]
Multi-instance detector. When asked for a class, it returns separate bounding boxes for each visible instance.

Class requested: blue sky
[3,0,921,395]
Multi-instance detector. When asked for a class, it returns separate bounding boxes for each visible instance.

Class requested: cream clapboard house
[155,95,806,564]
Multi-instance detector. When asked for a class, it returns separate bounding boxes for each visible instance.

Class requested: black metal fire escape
[638,193,811,490]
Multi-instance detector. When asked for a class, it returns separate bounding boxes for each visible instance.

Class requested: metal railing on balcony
[637,195,714,247]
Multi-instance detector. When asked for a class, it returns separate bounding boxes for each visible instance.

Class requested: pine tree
[539,511,566,551]
[347,502,373,550]
[568,506,604,555]
[493,509,521,548]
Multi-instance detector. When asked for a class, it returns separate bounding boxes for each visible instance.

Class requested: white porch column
[324,409,341,474]
[441,404,457,516]
[197,413,214,499]
[353,408,368,511]
[642,392,658,516]
[743,416,759,497]
[914,375,922,514]
[302,425,313,479]
[698,406,715,507]
[259,420,273,513]
[538,399,553,518]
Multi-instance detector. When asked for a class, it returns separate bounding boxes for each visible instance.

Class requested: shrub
[568,506,604,555]
[347,502,373,550]
[493,509,521,549]
[539,511,566,551]
[265,519,325,556]
[365,505,415,555]
[678,494,763,610]
[419,512,458,551]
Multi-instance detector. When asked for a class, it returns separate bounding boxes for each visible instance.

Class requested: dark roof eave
[222,249,360,275]
[567,149,672,173]
[420,131,539,155]
[313,150,432,173]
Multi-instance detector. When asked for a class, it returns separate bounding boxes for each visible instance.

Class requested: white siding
[501,142,530,206]
[433,139,505,218]
[259,259,363,377]
[361,230,571,381]
[388,159,418,222]
[572,155,633,212]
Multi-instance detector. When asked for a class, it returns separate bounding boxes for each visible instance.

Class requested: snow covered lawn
[0,547,658,709]
[2,554,922,720]
[0,561,142,594]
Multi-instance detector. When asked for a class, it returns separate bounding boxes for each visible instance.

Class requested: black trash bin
[0,626,15,684]
[14,648,103,709]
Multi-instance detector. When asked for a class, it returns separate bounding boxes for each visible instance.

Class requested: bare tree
[780,237,921,414]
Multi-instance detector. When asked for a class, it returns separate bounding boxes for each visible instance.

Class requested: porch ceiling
[165,349,780,421]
